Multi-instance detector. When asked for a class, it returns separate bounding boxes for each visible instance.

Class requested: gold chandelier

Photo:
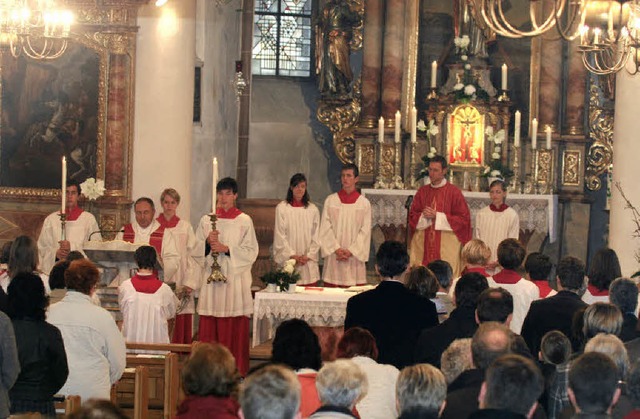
[0,0,73,60]
[473,0,640,75]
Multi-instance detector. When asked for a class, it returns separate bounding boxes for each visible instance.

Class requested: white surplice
[194,213,258,317]
[318,193,371,286]
[273,201,320,285]
[118,277,178,344]
[113,220,180,285]
[474,205,520,262]
[162,219,201,314]
[37,210,100,274]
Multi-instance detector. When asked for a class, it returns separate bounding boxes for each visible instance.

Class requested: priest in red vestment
[409,156,471,275]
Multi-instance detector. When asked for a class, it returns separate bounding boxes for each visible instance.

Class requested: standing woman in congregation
[273,173,320,285]
[474,179,520,268]
[156,188,200,344]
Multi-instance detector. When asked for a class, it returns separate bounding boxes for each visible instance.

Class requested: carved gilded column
[380,0,405,124]
[360,0,384,128]
[105,53,130,196]
[538,0,562,132]
[565,41,586,135]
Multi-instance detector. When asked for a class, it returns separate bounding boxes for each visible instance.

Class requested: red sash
[492,269,523,284]
[64,207,84,221]
[489,203,509,212]
[122,223,165,255]
[587,283,609,296]
[157,214,180,228]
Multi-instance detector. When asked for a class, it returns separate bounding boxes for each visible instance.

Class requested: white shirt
[194,213,259,317]
[475,205,520,262]
[37,210,100,274]
[489,274,540,334]
[118,276,178,344]
[47,290,126,401]
[318,193,371,286]
[350,356,399,419]
[273,201,321,285]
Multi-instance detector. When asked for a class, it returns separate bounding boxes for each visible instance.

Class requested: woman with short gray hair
[310,360,368,418]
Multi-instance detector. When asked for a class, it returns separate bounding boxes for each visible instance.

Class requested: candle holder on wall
[206,213,227,284]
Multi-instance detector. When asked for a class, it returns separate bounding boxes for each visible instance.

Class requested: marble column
[381,0,405,125]
[105,54,129,196]
[564,41,586,135]
[360,0,384,128]
[537,0,562,132]
[610,69,640,276]
[133,1,196,220]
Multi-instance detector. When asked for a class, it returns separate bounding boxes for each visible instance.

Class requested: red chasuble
[122,223,166,255]
[409,182,471,266]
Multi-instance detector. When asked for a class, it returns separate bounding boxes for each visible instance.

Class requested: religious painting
[0,42,101,190]
[447,104,484,167]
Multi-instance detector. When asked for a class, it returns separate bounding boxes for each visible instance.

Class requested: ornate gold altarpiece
[0,0,149,242]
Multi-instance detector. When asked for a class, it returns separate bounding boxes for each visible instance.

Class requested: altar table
[251,286,373,348]
[362,189,558,243]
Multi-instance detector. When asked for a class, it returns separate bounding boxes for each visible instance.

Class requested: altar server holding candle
[273,173,320,285]
[38,178,100,274]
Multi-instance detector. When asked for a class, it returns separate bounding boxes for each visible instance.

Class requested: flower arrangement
[452,36,489,104]
[481,127,513,180]
[260,259,301,292]
[80,178,106,201]
[454,35,470,55]
[416,119,440,180]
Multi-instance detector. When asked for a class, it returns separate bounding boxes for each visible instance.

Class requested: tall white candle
[501,64,508,90]
[514,111,521,148]
[394,111,401,144]
[212,157,218,213]
[430,61,437,88]
[531,118,538,150]
[378,117,384,144]
[410,107,417,144]
[546,126,552,149]
[61,156,67,214]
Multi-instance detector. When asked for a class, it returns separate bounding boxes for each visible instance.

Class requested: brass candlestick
[206,213,227,284]
[426,87,438,101]
[374,141,390,189]
[509,145,521,194]
[409,141,417,188]
[523,149,538,194]
[497,89,510,102]
[59,213,67,241]
[391,141,405,189]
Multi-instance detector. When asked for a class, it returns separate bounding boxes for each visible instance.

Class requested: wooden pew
[111,365,150,419]
[123,342,196,419]
[54,394,81,418]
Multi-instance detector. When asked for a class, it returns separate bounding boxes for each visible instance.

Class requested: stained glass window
[253,0,313,77]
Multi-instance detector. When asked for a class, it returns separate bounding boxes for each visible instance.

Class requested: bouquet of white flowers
[261,258,301,292]
[417,119,440,180]
[80,178,106,201]
[481,127,513,180]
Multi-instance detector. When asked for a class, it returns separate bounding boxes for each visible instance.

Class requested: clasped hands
[422,206,437,220]
[207,230,229,254]
[291,255,310,266]
[56,240,71,260]
[335,248,352,261]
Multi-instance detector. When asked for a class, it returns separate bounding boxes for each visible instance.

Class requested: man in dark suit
[413,272,489,367]
[610,277,640,342]
[521,256,588,356]
[344,240,438,369]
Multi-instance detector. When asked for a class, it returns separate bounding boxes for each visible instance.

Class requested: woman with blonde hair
[449,239,492,298]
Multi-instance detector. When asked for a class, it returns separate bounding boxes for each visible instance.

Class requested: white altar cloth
[251,286,373,347]
[362,189,558,243]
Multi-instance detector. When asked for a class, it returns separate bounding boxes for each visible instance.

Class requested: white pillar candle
[501,64,508,90]
[546,126,552,149]
[514,111,521,148]
[61,156,67,214]
[410,107,417,144]
[531,118,538,150]
[394,111,401,143]
[212,157,218,213]
[378,117,385,144]
[430,61,437,88]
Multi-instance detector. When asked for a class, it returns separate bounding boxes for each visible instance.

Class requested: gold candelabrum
[59,213,67,241]
[523,148,538,194]
[497,89,510,102]
[206,213,227,284]
[509,145,521,193]
[373,140,390,189]
[409,141,419,188]
[391,141,405,189]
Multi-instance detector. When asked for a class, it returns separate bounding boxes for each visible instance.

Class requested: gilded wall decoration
[585,84,614,191]
[356,143,375,176]
[562,150,582,186]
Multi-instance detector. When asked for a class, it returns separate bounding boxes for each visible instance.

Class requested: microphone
[404,195,414,210]
[88,229,124,241]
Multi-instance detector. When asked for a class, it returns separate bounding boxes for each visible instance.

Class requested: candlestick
[501,64,508,90]
[206,214,227,283]
[546,126,552,149]
[514,111,521,148]
[531,118,538,150]
[430,60,437,88]
[61,156,67,214]
[212,157,218,213]
[378,117,384,144]
[394,111,401,144]
[410,107,417,144]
